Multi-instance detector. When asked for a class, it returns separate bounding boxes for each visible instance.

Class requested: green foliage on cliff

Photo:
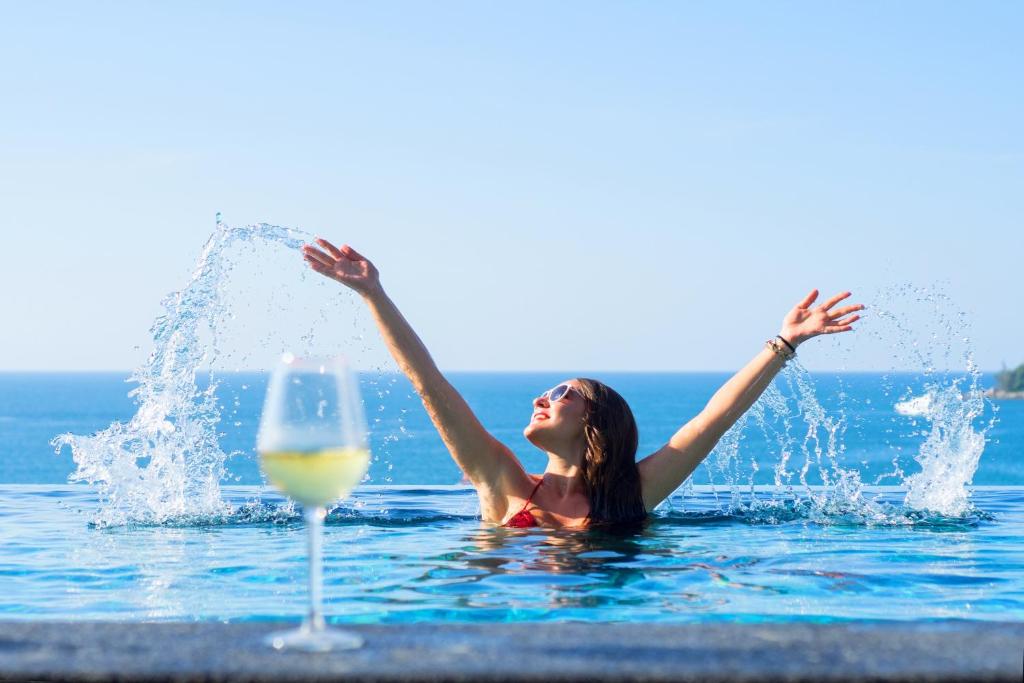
[996,363,1024,392]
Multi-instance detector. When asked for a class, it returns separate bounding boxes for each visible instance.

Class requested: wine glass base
[264,625,364,652]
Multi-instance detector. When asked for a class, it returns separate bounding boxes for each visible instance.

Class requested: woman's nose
[534,394,549,408]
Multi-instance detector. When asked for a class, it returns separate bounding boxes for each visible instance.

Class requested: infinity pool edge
[0,620,1020,682]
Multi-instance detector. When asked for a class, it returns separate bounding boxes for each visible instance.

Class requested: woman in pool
[302,238,863,528]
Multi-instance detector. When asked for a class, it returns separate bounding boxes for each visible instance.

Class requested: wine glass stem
[304,505,326,632]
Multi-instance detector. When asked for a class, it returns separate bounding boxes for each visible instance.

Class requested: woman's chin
[523,423,544,444]
[524,424,559,450]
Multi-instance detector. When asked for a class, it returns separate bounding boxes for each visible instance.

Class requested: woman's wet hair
[573,378,647,526]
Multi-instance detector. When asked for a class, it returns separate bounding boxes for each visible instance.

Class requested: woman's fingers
[819,291,852,312]
[829,304,865,319]
[341,244,367,261]
[315,238,345,260]
[796,289,819,309]
[303,254,336,274]
[831,314,861,327]
[304,258,329,274]
[822,325,854,334]
[302,246,335,268]
[303,255,335,276]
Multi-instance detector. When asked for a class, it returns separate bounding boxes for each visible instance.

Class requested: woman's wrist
[765,336,795,363]
[777,331,803,348]
[775,334,798,353]
[358,282,386,303]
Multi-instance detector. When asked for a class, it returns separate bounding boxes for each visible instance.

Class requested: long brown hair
[574,378,647,526]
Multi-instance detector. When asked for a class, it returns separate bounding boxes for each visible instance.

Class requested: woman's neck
[543,449,587,499]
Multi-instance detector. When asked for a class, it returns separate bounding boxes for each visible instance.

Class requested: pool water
[4,485,1021,623]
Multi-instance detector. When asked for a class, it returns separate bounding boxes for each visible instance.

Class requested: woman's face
[523,379,588,447]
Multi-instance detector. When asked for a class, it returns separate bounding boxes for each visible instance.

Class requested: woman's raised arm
[637,289,864,512]
[302,238,526,520]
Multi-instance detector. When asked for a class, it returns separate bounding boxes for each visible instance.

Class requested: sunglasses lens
[549,384,569,402]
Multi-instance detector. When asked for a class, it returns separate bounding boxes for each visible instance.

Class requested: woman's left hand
[779,290,864,347]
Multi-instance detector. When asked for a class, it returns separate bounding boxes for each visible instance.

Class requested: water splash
[700,361,893,525]
[695,282,994,523]
[894,394,932,416]
[901,375,988,515]
[52,220,311,527]
[869,284,995,515]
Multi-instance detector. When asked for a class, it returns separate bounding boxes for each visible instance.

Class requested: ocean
[2,370,1019,488]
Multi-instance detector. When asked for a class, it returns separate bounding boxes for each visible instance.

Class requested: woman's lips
[532,413,549,421]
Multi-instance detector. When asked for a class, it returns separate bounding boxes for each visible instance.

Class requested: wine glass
[257,353,369,651]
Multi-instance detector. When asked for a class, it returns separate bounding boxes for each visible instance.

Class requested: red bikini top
[504,478,543,528]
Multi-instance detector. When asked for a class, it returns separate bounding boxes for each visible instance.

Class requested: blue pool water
[2,484,1021,622]
[2,371,1023,622]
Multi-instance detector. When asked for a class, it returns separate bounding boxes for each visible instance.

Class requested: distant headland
[987,363,1024,399]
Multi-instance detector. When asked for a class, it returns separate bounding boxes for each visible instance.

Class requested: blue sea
[1,370,1023,622]
[4,371,1022,487]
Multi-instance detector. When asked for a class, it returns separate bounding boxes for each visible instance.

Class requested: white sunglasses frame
[538,383,579,403]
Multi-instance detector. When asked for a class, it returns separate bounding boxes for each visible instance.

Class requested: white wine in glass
[258,354,369,651]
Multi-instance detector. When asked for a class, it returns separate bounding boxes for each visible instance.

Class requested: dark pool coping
[1,621,1022,682]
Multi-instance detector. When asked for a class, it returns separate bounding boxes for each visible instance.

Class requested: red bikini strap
[519,478,543,512]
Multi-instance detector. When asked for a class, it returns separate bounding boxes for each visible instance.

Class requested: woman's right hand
[302,238,381,297]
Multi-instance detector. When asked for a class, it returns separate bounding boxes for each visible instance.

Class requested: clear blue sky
[1,2,1020,372]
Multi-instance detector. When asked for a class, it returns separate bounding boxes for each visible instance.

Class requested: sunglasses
[538,383,580,403]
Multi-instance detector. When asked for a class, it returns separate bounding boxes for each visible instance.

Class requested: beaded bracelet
[765,337,795,362]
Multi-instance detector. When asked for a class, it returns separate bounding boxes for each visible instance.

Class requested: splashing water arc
[52,219,310,527]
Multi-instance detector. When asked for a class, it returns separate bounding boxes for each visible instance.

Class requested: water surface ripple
[3,485,1020,623]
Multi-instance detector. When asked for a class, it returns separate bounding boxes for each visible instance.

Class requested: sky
[1,2,1021,373]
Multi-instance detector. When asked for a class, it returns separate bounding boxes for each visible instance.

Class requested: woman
[302,238,863,528]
